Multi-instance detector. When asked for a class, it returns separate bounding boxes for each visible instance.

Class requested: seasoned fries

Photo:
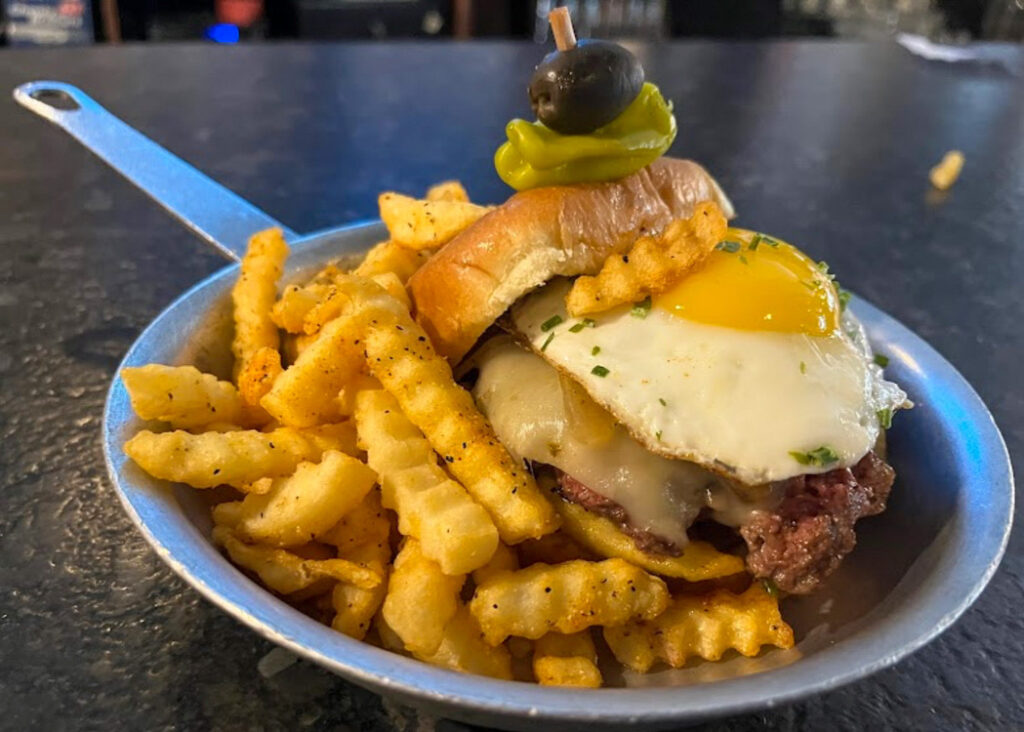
[353,240,431,282]
[417,607,513,680]
[318,489,390,551]
[554,498,745,581]
[471,542,518,586]
[234,450,376,546]
[232,228,288,377]
[566,201,727,317]
[259,312,364,427]
[604,583,794,672]
[122,184,806,688]
[331,538,391,639]
[214,527,381,594]
[302,271,409,336]
[379,192,491,250]
[533,631,602,688]
[237,347,283,407]
[122,364,264,429]
[272,281,333,334]
[382,539,464,656]
[337,277,557,543]
[123,423,356,489]
[469,559,669,644]
[356,388,498,574]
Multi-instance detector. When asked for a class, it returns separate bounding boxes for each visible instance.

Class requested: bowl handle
[13,81,297,262]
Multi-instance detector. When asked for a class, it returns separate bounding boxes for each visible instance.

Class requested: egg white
[512,279,908,485]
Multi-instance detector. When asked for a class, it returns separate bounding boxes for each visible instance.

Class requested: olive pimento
[528,9,644,135]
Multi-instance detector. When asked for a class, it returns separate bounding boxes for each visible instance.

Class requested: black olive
[528,39,644,135]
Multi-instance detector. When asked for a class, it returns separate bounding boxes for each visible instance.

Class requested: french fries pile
[121,181,794,687]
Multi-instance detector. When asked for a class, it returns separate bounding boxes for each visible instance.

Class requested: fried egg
[512,229,908,485]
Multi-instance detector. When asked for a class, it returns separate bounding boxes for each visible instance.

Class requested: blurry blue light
[206,23,240,43]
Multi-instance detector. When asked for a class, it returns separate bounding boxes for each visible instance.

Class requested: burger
[407,156,909,595]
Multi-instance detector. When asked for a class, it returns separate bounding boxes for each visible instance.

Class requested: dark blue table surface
[0,40,1021,731]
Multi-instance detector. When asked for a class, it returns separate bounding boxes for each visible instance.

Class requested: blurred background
[3,0,1023,49]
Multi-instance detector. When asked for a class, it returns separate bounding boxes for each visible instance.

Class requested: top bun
[409,157,734,362]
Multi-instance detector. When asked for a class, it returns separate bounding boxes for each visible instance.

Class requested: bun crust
[409,158,734,362]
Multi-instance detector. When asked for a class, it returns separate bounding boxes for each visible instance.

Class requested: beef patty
[555,450,895,595]
[741,450,894,594]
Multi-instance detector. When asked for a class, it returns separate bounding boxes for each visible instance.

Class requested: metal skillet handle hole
[30,88,80,111]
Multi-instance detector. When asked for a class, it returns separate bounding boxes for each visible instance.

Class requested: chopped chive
[591,346,601,356]
[762,578,780,598]
[878,408,893,429]
[569,318,596,333]
[800,361,807,374]
[541,333,554,352]
[739,254,748,265]
[748,234,763,251]
[715,240,742,253]
[591,365,610,378]
[873,353,889,368]
[541,315,563,332]
[658,397,667,406]
[789,446,840,467]
[656,430,663,441]
[838,288,852,311]
[761,234,780,247]
[631,296,652,319]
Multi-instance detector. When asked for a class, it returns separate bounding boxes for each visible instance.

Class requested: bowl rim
[103,220,1015,728]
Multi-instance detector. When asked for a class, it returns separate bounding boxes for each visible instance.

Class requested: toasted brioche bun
[408,157,734,362]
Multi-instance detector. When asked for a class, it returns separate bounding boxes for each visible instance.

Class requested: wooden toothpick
[549,6,577,52]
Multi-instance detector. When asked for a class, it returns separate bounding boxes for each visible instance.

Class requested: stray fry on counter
[930,149,964,191]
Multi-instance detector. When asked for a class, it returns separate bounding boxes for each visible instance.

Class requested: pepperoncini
[494,83,676,191]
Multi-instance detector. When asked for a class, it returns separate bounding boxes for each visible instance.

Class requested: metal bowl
[103,221,1014,731]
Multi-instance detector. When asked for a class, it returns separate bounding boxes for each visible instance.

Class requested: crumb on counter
[930,150,964,191]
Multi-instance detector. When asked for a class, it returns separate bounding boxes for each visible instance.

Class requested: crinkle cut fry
[259,310,365,427]
[603,583,795,673]
[213,527,381,594]
[123,423,357,489]
[553,497,745,581]
[354,388,498,574]
[331,538,391,640]
[303,271,410,336]
[378,193,491,250]
[533,631,602,687]
[565,200,727,317]
[333,275,558,544]
[234,450,377,547]
[121,364,266,429]
[272,281,333,333]
[469,558,669,645]
[381,538,465,656]
[354,240,432,282]
[237,347,283,408]
[232,228,289,378]
[417,606,513,680]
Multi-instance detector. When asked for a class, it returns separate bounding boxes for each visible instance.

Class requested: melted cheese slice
[471,338,775,546]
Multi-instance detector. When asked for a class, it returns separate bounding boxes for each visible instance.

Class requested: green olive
[528,39,644,135]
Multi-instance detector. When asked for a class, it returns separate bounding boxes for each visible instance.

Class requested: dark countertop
[1,41,1021,731]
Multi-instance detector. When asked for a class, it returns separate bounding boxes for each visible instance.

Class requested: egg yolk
[654,228,841,336]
